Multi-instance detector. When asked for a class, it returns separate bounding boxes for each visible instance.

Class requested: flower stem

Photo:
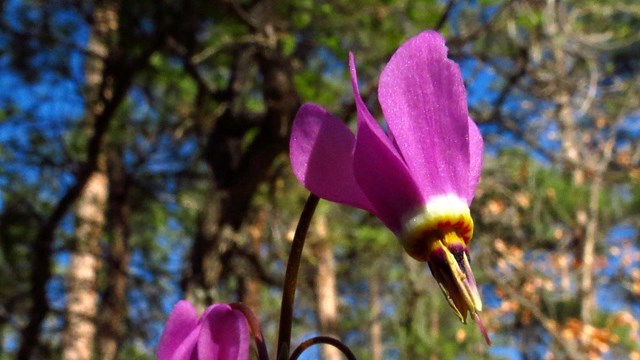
[230,303,270,360]
[276,193,320,360]
[288,336,357,360]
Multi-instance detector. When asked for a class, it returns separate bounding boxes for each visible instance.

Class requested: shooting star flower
[290,31,490,344]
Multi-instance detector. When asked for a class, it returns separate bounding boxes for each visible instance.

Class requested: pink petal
[157,301,200,360]
[378,31,471,201]
[290,103,374,212]
[467,117,483,203]
[197,304,250,360]
[350,53,424,233]
[169,327,200,360]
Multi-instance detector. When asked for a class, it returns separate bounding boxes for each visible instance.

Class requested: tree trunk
[184,181,223,305]
[97,148,131,360]
[62,160,109,360]
[183,15,300,303]
[62,2,117,359]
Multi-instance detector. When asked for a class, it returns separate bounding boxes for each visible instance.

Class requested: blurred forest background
[0,0,639,359]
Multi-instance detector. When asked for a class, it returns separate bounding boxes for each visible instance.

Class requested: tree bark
[61,2,118,358]
[62,161,109,360]
[184,181,223,304]
[97,148,131,360]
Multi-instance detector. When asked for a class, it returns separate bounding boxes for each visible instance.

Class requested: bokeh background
[0,0,639,359]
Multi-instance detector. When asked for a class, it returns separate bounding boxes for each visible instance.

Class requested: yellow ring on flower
[400,194,474,261]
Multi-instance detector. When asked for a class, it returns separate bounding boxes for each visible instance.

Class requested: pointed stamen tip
[472,312,491,346]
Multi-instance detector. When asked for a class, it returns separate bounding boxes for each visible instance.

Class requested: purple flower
[290,31,489,344]
[157,301,250,360]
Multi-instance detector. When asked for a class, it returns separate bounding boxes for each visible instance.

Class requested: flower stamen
[400,195,490,345]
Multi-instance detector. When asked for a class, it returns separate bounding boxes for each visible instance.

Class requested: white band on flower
[402,194,471,236]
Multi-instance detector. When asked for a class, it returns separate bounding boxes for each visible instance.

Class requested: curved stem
[276,194,320,360]
[230,303,269,360]
[288,336,357,360]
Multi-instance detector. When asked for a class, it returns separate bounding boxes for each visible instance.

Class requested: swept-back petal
[378,31,471,201]
[350,53,424,233]
[168,327,200,360]
[198,304,250,360]
[157,301,199,360]
[290,103,374,212]
[467,117,483,203]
